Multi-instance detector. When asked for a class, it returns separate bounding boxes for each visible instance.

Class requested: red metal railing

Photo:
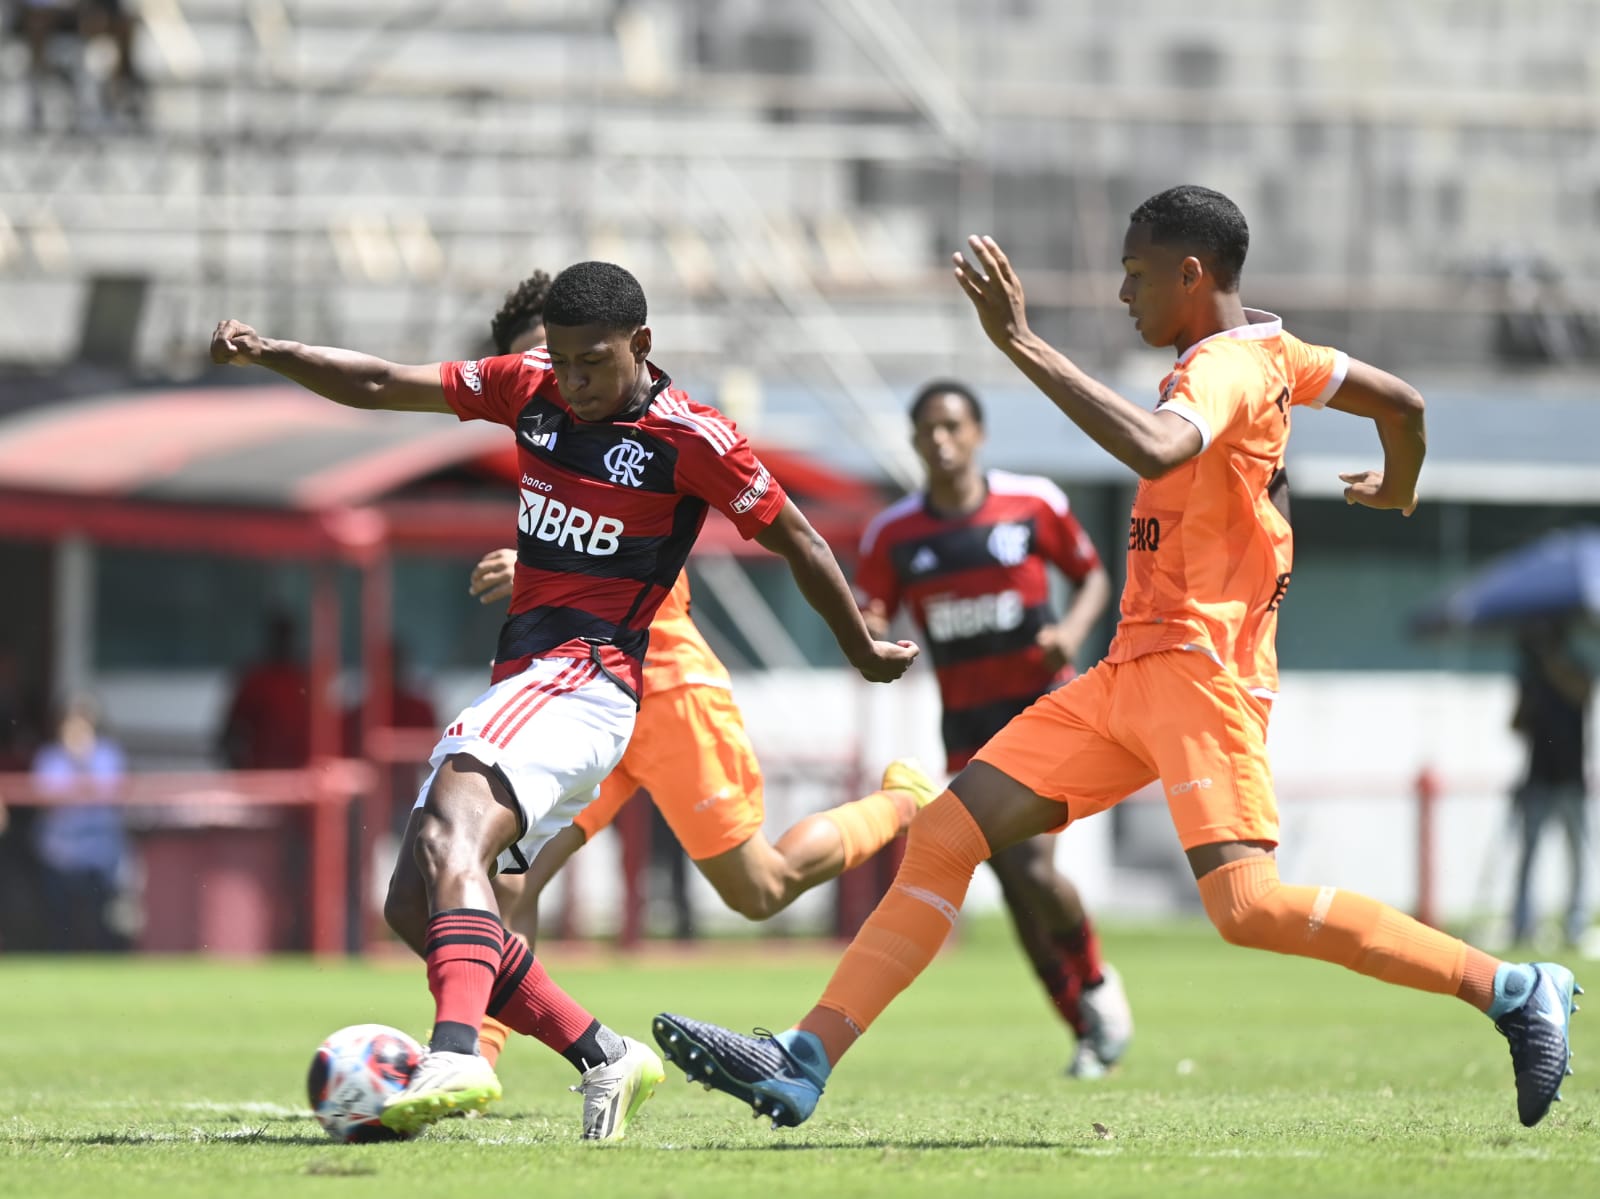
[0,762,370,955]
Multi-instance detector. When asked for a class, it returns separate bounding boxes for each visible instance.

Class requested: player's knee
[410,806,477,882]
[713,875,786,922]
[1201,879,1285,948]
[903,797,988,877]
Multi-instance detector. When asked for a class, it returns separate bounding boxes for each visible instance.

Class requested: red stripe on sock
[1059,917,1105,988]
[424,910,505,1038]
[490,939,597,1054]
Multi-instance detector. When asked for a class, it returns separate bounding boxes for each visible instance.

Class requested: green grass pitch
[2,918,1594,1198]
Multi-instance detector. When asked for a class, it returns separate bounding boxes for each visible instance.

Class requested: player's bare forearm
[1002,332,1191,478]
[1374,405,1425,509]
[209,319,450,412]
[756,502,918,682]
[1328,359,1426,514]
[761,517,876,663]
[259,343,451,413]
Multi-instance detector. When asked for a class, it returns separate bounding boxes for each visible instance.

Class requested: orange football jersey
[642,571,731,694]
[1106,310,1346,700]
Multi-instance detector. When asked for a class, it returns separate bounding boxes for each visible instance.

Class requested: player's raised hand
[852,638,920,684]
[953,234,1030,348]
[210,319,268,365]
[469,548,518,605]
[1340,469,1418,517]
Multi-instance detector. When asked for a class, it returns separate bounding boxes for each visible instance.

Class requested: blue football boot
[652,1013,829,1128]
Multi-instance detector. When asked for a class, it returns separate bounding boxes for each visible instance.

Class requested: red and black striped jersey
[440,349,786,696]
[856,470,1101,771]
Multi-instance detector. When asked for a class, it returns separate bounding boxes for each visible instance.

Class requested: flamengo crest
[603,440,653,487]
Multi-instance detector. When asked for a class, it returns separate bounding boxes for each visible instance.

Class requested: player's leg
[478,775,624,1068]
[640,685,936,922]
[987,836,1130,1076]
[477,829,573,1068]
[1142,650,1579,1128]
[476,675,662,1141]
[654,664,1153,1126]
[386,661,662,1138]
[379,752,519,1131]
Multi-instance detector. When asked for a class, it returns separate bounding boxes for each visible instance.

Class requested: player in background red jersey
[856,380,1130,1076]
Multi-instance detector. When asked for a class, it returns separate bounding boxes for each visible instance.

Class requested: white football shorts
[413,653,636,876]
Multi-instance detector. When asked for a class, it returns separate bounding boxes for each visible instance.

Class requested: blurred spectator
[342,640,437,831]
[1509,619,1593,947]
[340,641,437,756]
[219,611,311,769]
[31,694,131,952]
[12,0,145,132]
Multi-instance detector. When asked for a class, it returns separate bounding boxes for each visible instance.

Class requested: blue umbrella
[1412,525,1600,633]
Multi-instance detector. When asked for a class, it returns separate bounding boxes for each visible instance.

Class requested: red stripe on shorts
[494,662,599,748]
[479,658,588,747]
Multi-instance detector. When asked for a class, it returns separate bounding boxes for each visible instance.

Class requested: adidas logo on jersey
[518,488,624,556]
[518,411,561,453]
[909,546,939,574]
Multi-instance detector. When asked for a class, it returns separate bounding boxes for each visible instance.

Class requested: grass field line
[360,1132,1591,1164]
[79,1100,305,1117]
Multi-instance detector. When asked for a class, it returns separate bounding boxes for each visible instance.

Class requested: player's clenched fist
[851,639,920,684]
[210,319,267,365]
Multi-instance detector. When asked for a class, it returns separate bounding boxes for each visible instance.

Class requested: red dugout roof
[0,385,879,561]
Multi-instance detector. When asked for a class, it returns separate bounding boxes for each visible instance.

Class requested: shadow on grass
[731,1136,1070,1151]
[45,1129,336,1147]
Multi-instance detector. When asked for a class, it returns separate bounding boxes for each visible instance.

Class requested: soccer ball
[306,1023,423,1143]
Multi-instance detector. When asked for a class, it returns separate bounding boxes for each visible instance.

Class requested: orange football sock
[797,793,991,1065]
[1456,946,1503,1013]
[1197,856,1473,998]
[820,789,915,873]
[478,1016,512,1068]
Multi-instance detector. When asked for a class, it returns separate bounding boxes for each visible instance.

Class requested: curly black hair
[1129,185,1250,291]
[490,270,552,355]
[543,261,648,332]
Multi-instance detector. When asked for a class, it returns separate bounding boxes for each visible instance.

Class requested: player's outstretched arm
[1324,358,1426,516]
[755,499,920,684]
[209,319,452,413]
[952,235,1200,479]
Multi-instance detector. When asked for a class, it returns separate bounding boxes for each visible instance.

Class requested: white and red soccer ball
[306,1023,423,1143]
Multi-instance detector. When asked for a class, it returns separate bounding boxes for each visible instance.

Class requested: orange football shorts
[972,648,1278,850]
[574,682,764,861]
